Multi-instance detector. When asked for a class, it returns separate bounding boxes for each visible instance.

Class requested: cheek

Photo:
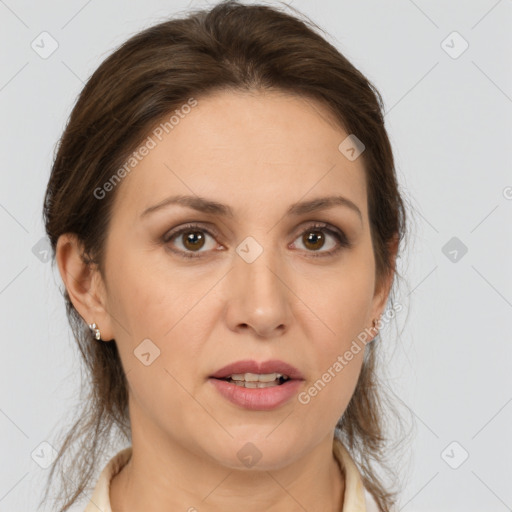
[296,347,364,442]
[108,251,222,391]
[108,244,211,338]
[292,253,373,419]
[109,261,214,424]
[296,254,375,348]
[299,331,365,422]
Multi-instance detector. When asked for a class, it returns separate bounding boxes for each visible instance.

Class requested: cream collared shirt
[83,438,381,512]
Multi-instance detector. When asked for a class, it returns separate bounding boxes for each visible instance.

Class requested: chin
[206,436,301,471]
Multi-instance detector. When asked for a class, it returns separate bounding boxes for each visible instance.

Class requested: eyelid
[162,222,221,243]
[162,220,350,258]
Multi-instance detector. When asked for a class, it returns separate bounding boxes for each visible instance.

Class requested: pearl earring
[88,322,102,341]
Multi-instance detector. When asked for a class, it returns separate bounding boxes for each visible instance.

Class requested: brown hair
[41,1,412,510]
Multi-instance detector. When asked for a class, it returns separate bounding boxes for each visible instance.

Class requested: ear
[368,233,399,339]
[55,233,115,342]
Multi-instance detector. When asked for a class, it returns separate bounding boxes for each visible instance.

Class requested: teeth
[229,372,287,382]
[233,380,281,388]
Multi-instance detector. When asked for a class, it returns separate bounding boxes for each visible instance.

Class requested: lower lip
[209,378,303,411]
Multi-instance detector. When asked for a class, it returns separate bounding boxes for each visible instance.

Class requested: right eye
[163,223,221,258]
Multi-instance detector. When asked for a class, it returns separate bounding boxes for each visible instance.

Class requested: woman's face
[87,90,391,469]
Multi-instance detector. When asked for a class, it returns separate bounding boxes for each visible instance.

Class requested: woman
[41,1,409,511]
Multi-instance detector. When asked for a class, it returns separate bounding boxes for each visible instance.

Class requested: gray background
[1,0,511,510]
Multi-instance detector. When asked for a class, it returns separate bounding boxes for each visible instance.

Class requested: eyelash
[162,222,351,259]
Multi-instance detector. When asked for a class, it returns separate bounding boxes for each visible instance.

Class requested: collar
[83,438,378,511]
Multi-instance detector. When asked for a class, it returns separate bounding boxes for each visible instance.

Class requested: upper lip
[210,359,304,380]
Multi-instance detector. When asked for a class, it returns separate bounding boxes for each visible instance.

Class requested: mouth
[208,359,304,410]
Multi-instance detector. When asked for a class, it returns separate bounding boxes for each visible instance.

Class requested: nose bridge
[236,236,284,299]
[227,235,291,335]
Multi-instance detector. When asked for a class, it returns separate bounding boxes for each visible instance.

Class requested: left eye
[291,224,345,256]
[163,222,349,259]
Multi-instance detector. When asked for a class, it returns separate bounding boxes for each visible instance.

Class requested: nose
[224,242,292,338]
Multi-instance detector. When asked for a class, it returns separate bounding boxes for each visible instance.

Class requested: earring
[371,317,380,341]
[88,322,102,341]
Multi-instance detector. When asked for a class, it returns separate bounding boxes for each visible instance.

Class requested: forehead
[113,89,368,221]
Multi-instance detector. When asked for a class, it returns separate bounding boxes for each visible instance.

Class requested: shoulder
[83,446,132,512]
[363,487,382,512]
[332,437,385,512]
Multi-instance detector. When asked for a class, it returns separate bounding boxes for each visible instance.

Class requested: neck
[110,416,345,512]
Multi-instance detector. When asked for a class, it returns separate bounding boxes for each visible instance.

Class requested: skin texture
[56,89,395,512]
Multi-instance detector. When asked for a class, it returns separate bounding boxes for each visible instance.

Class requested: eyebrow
[140,194,363,224]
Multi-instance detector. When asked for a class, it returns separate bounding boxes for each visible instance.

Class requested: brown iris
[182,230,206,251]
[303,230,325,251]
